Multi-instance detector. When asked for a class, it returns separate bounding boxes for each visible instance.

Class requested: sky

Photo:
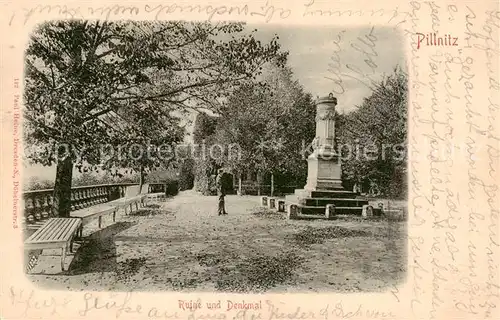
[250,24,405,113]
[23,23,405,185]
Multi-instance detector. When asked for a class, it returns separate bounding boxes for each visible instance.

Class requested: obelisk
[304,93,343,190]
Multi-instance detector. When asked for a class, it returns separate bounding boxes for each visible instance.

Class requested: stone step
[297,205,381,216]
[294,189,359,199]
[302,197,369,207]
[300,205,364,216]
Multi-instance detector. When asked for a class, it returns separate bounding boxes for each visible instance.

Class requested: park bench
[69,184,148,234]
[108,184,149,214]
[24,217,82,272]
[23,184,150,273]
[70,202,119,232]
[146,184,166,201]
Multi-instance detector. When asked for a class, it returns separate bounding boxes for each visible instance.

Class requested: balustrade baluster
[22,183,129,227]
[81,189,88,208]
[90,188,96,205]
[47,195,54,217]
[26,197,35,223]
[70,191,77,211]
[35,196,45,220]
[84,189,91,208]
[95,188,100,205]
[97,188,102,203]
[98,188,103,203]
[87,189,93,206]
[93,188,99,205]
[79,189,85,208]
[92,188,97,205]
[76,190,83,209]
[101,187,106,203]
[41,196,50,219]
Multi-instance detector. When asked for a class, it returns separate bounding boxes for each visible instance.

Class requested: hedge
[164,179,179,196]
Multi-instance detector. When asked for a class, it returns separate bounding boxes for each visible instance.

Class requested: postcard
[0,0,498,319]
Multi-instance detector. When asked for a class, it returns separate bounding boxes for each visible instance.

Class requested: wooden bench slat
[56,220,80,242]
[54,219,79,241]
[44,218,73,241]
[44,218,70,241]
[26,218,81,244]
[71,204,116,218]
[24,218,82,273]
[26,219,56,242]
[65,219,81,238]
[27,220,62,243]
[28,218,65,242]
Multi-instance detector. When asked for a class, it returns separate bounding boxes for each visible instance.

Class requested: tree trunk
[257,171,261,196]
[238,173,242,196]
[139,165,145,193]
[52,157,74,217]
[271,172,274,197]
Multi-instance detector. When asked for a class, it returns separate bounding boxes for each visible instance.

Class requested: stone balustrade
[148,183,165,194]
[22,183,136,225]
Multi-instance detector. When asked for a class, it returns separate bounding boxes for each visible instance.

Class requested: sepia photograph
[21,20,408,293]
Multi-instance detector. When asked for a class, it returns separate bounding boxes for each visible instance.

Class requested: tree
[24,21,286,216]
[95,98,185,192]
[191,112,219,194]
[214,61,316,195]
[337,66,407,198]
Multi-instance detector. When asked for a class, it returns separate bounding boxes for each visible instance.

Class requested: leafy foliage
[25,177,54,190]
[192,112,218,144]
[213,61,316,186]
[24,21,286,214]
[337,67,407,198]
[25,20,284,170]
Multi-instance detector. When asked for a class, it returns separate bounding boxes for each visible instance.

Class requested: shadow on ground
[66,204,171,279]
[67,221,136,275]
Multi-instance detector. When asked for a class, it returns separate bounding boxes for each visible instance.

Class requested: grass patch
[215,252,304,292]
[196,253,223,267]
[250,208,286,220]
[169,277,201,290]
[288,226,370,246]
[116,257,147,281]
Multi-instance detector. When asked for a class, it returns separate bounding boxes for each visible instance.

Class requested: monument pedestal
[284,93,382,219]
[304,148,343,191]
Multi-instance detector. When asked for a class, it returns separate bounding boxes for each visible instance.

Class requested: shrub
[25,177,54,191]
[164,179,179,196]
[178,159,195,191]
[193,157,217,195]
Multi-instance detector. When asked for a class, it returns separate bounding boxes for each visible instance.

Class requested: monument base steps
[286,188,381,219]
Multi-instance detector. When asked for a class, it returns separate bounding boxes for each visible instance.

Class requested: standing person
[216,169,227,215]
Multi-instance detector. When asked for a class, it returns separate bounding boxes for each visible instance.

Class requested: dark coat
[216,173,225,196]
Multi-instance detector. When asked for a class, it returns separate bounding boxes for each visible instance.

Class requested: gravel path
[27,190,406,293]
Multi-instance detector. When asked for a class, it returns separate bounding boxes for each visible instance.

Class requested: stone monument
[304,93,342,190]
[285,93,381,219]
